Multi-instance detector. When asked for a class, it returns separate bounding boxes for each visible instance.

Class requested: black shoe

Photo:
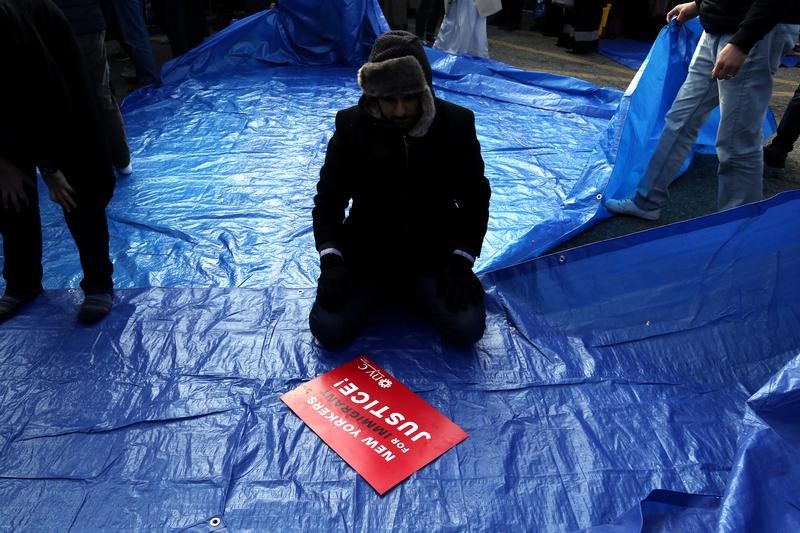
[79,292,113,324]
[556,35,574,48]
[570,41,598,54]
[763,142,787,170]
[0,290,42,324]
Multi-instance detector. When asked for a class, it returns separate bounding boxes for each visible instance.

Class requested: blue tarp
[1,1,799,530]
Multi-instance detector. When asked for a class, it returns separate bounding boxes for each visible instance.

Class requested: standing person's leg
[556,7,575,48]
[415,0,434,41]
[765,84,800,171]
[75,31,132,173]
[426,0,444,42]
[63,203,115,322]
[186,0,208,50]
[570,0,603,53]
[0,168,44,302]
[414,274,485,348]
[716,24,799,210]
[501,0,523,31]
[542,1,563,37]
[112,0,161,85]
[383,0,408,30]
[160,0,190,57]
[632,34,722,211]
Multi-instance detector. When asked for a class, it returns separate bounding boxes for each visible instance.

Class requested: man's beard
[390,115,418,130]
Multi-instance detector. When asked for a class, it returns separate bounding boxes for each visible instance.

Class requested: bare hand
[0,159,30,212]
[711,43,746,80]
[42,169,78,212]
[666,2,699,25]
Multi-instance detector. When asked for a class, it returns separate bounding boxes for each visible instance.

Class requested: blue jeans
[309,273,486,349]
[635,24,798,211]
[112,0,161,84]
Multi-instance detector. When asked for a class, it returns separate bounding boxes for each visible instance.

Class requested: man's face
[377,94,421,130]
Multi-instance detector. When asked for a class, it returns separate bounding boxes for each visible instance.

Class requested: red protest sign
[281,356,468,495]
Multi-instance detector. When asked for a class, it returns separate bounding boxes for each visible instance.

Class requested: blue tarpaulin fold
[14,4,733,288]
[1,1,798,530]
[2,190,799,530]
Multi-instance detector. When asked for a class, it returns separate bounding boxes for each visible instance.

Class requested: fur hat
[357,31,435,137]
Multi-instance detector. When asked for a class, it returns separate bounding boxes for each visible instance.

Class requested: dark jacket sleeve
[312,110,356,253]
[450,108,490,259]
[0,0,72,169]
[729,0,795,54]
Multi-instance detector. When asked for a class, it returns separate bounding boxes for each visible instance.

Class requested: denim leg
[635,32,721,211]
[112,0,161,84]
[716,24,798,210]
[414,274,486,347]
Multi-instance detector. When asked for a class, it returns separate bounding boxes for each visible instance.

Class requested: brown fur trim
[408,86,435,138]
[358,56,428,97]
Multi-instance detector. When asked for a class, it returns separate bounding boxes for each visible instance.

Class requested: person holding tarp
[605,0,800,220]
[0,0,116,324]
[310,31,491,349]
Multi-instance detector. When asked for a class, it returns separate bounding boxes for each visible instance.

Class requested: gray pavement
[111,14,800,252]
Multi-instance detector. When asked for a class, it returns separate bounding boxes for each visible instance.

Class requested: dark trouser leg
[772,83,800,154]
[0,180,43,299]
[162,0,190,57]
[112,0,161,84]
[427,0,444,40]
[415,0,433,39]
[572,0,603,53]
[501,0,523,28]
[543,1,564,36]
[414,274,486,348]
[185,1,208,50]
[75,31,131,169]
[309,281,376,349]
[63,205,114,294]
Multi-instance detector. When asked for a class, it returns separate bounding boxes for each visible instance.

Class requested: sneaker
[115,162,133,176]
[79,292,113,324]
[0,290,41,324]
[605,198,661,221]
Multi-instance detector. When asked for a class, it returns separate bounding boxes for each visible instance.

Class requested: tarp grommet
[595,193,603,200]
[559,255,566,263]
[209,517,221,528]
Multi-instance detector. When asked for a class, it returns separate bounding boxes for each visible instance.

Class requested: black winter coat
[313,98,491,275]
[696,0,800,53]
[0,0,114,205]
[52,0,104,35]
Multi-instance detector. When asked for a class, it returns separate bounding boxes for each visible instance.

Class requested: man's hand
[666,2,699,25]
[0,159,30,212]
[316,254,352,312]
[42,169,77,213]
[437,254,484,312]
[711,43,746,81]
